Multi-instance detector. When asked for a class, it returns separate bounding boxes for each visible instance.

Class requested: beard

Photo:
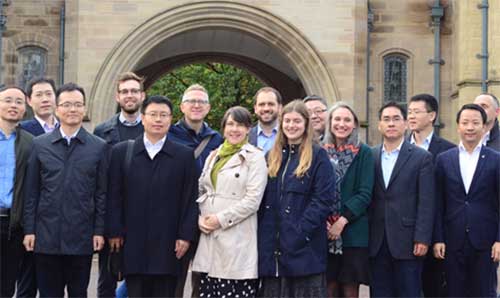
[257,112,278,125]
[121,102,141,114]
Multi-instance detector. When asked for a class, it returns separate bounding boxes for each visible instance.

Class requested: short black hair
[221,106,253,130]
[379,101,407,120]
[409,94,438,123]
[56,83,86,105]
[140,95,173,114]
[0,85,27,98]
[26,77,56,97]
[456,103,487,124]
[303,94,328,107]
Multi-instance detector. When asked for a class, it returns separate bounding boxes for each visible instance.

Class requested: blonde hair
[268,100,314,178]
[182,84,209,102]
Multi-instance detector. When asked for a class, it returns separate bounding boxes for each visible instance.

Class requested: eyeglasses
[118,88,141,96]
[381,116,404,123]
[183,99,208,105]
[0,98,25,106]
[307,108,327,116]
[145,112,171,120]
[58,102,85,109]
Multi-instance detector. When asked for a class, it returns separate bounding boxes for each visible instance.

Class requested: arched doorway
[88,1,339,124]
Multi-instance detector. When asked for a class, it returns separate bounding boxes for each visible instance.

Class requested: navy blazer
[19,119,46,137]
[407,132,455,162]
[249,125,258,147]
[434,146,500,250]
[370,141,435,259]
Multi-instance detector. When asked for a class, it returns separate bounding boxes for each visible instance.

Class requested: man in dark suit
[17,77,58,298]
[107,96,198,298]
[19,77,58,137]
[93,71,145,297]
[248,87,282,154]
[369,101,435,297]
[407,94,454,297]
[474,93,500,151]
[433,104,500,297]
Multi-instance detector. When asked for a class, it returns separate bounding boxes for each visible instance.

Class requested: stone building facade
[1,0,499,144]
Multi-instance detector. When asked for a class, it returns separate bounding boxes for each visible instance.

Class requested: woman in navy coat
[258,100,336,298]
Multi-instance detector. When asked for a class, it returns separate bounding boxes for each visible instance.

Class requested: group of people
[0,70,499,298]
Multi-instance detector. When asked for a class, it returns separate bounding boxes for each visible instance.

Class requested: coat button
[235,173,239,178]
[228,219,233,225]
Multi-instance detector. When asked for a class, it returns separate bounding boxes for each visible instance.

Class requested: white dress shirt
[458,142,482,194]
[60,127,79,145]
[381,139,404,188]
[410,130,433,151]
[119,112,142,127]
[35,115,58,133]
[144,135,166,160]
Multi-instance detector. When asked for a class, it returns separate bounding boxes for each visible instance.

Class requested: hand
[109,237,124,252]
[199,216,212,234]
[175,239,190,259]
[23,234,35,251]
[327,216,348,240]
[94,235,105,251]
[204,214,221,231]
[491,242,500,262]
[433,243,446,259]
[413,242,428,257]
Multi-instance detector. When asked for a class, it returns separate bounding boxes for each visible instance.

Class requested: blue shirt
[410,130,433,151]
[381,139,404,188]
[257,124,278,154]
[0,129,16,208]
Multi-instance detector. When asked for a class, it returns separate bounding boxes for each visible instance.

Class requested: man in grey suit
[369,101,435,298]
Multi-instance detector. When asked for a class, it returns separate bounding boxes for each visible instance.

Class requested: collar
[410,129,433,145]
[382,138,404,154]
[35,115,59,129]
[257,123,278,136]
[143,134,167,147]
[59,126,80,140]
[119,112,141,126]
[459,141,482,154]
[0,127,15,140]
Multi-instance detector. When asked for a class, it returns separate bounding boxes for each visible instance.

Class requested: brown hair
[267,100,313,178]
[116,72,145,92]
[253,86,282,105]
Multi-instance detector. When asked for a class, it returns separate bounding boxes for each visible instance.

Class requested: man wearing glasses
[169,84,222,175]
[303,95,328,141]
[107,96,198,297]
[93,71,145,297]
[23,83,108,297]
[407,94,454,298]
[0,86,33,297]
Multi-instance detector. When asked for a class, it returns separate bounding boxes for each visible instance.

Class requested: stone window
[17,46,47,89]
[383,53,408,103]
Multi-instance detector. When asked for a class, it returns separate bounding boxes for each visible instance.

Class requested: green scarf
[210,138,247,188]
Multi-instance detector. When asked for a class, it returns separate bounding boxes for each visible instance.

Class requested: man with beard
[249,87,282,153]
[303,94,328,141]
[93,71,145,297]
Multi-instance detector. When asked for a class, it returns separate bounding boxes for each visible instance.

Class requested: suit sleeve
[93,143,109,236]
[342,146,374,222]
[433,154,446,243]
[216,152,268,229]
[106,144,125,238]
[178,151,199,242]
[414,152,435,245]
[299,148,336,239]
[23,142,40,235]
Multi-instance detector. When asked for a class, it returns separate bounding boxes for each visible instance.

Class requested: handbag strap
[194,135,213,159]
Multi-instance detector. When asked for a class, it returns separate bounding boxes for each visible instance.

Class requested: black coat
[23,128,108,255]
[107,136,198,276]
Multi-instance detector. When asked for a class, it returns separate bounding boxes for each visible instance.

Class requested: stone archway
[89,1,339,124]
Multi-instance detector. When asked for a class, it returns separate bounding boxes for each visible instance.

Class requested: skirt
[326,247,370,285]
[258,273,327,298]
[199,273,258,298]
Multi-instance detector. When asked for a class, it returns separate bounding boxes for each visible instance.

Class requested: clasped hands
[199,214,221,234]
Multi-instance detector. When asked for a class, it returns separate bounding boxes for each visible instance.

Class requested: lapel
[428,134,439,157]
[451,147,467,195]
[386,140,412,190]
[374,145,386,191]
[467,146,488,195]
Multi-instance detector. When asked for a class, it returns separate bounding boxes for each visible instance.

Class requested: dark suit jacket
[434,146,500,250]
[93,114,122,145]
[370,140,435,259]
[19,119,45,137]
[249,125,258,147]
[407,132,455,162]
[486,120,500,152]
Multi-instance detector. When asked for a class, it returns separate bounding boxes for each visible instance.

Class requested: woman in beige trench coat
[192,106,268,298]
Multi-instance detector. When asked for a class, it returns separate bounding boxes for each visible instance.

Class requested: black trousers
[421,253,446,297]
[0,216,24,298]
[16,251,37,298]
[126,274,177,298]
[35,253,92,298]
[97,241,118,297]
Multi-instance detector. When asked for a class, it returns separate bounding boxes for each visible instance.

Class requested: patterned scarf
[322,131,360,254]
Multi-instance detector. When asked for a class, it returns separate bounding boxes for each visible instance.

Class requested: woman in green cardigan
[321,102,374,298]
